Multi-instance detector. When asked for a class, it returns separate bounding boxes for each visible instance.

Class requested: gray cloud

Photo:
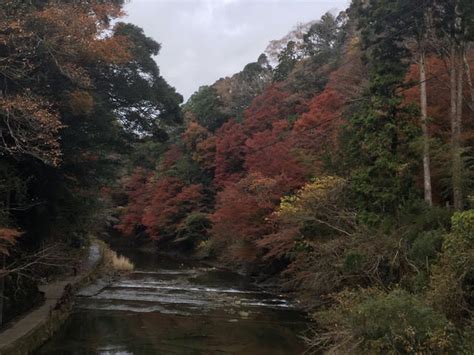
[124,0,350,100]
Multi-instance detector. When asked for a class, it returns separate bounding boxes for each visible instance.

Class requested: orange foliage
[0,94,63,165]
[293,88,344,155]
[68,90,95,116]
[183,122,216,173]
[245,119,307,191]
[0,0,131,165]
[33,2,131,76]
[215,120,248,186]
[0,228,22,256]
[242,84,294,133]
[158,145,183,172]
[142,178,204,240]
[116,168,153,237]
[211,173,279,262]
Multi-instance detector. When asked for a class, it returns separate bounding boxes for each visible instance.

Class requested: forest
[1,0,474,354]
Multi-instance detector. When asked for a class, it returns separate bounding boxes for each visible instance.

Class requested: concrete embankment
[0,242,104,355]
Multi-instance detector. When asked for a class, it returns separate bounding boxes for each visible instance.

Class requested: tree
[116,168,153,238]
[346,0,421,218]
[274,41,299,82]
[100,23,183,140]
[213,55,272,120]
[245,120,307,191]
[303,12,346,61]
[292,88,344,164]
[214,120,248,187]
[184,86,228,132]
[211,173,279,263]
[142,178,204,242]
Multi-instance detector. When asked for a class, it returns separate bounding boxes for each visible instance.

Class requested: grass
[104,248,134,272]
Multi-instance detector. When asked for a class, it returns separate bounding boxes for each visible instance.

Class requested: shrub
[428,210,474,321]
[352,290,457,354]
[310,289,458,354]
[176,212,211,249]
[408,230,444,269]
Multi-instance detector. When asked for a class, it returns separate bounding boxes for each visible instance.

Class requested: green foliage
[273,41,299,82]
[343,252,366,274]
[184,86,228,132]
[428,210,474,320]
[342,1,423,220]
[408,230,444,269]
[311,289,459,354]
[399,202,452,240]
[303,12,346,61]
[351,290,458,354]
[177,212,211,248]
[104,23,183,138]
[443,210,474,271]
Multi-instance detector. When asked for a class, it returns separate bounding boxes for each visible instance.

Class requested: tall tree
[347,0,420,217]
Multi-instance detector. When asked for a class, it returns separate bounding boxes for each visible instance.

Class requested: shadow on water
[36,247,309,354]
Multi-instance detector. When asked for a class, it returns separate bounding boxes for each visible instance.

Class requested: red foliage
[117,170,205,240]
[214,84,308,188]
[211,173,280,262]
[183,122,216,173]
[245,120,307,191]
[142,178,204,240]
[158,145,183,172]
[214,120,248,187]
[242,84,294,133]
[403,56,451,136]
[403,53,474,138]
[293,88,344,154]
[116,168,153,237]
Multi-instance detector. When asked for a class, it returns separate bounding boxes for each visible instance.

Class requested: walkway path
[0,243,102,355]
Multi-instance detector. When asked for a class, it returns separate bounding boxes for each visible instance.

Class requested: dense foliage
[2,0,474,352]
[115,1,474,352]
[0,0,181,324]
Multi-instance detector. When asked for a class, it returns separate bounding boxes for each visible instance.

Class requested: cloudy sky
[124,0,350,101]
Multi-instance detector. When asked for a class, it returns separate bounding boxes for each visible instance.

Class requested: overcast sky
[124,0,350,101]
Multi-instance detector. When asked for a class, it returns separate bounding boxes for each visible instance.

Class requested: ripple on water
[36,256,309,355]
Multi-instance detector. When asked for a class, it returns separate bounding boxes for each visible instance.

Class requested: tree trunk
[419,49,432,206]
[451,0,463,211]
[0,255,4,326]
[464,51,474,114]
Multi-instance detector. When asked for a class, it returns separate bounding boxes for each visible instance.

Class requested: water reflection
[37,249,308,354]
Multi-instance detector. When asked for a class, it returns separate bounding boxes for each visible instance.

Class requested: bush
[311,289,458,354]
[352,290,457,354]
[177,212,211,249]
[408,230,444,269]
[428,210,474,321]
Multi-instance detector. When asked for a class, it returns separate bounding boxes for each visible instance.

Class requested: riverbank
[0,241,104,355]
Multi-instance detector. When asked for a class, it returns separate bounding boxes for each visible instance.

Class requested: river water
[37,248,309,354]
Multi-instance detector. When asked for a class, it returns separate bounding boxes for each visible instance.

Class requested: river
[36,247,309,354]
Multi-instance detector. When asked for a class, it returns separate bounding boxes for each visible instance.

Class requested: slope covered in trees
[0,0,182,325]
[2,0,474,353]
[116,1,474,352]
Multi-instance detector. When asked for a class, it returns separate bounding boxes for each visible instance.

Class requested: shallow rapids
[37,249,309,354]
